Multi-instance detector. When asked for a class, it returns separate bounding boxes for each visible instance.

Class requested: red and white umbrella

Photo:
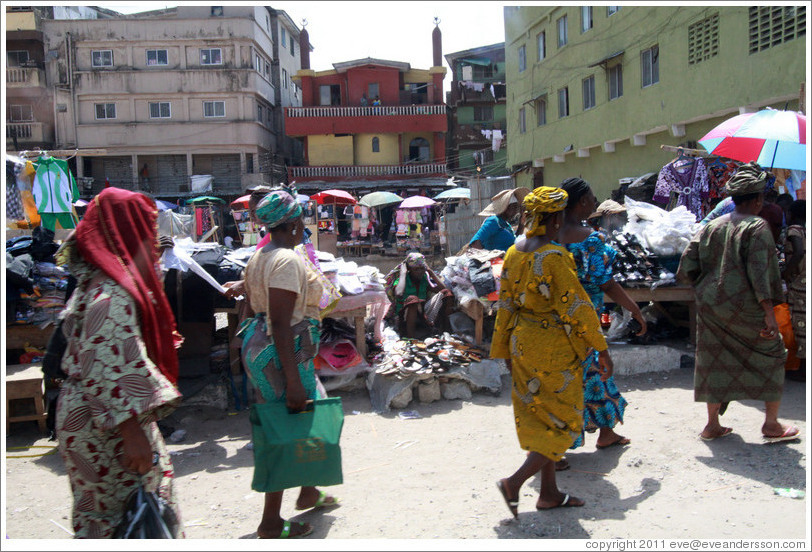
[698,109,807,171]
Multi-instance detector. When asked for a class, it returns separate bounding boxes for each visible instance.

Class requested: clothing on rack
[492,130,503,152]
[653,156,710,220]
[32,155,80,230]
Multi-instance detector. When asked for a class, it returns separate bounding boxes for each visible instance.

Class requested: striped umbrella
[698,109,807,170]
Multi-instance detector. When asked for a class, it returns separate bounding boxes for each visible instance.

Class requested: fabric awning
[461,58,491,66]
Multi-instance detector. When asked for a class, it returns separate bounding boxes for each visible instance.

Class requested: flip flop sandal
[266,520,312,539]
[496,479,519,519]
[295,490,340,511]
[763,425,801,444]
[699,427,733,441]
[595,436,632,449]
[536,493,584,510]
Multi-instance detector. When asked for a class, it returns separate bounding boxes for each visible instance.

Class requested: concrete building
[37,4,306,198]
[285,24,448,195]
[444,42,509,178]
[5,6,117,152]
[504,5,807,199]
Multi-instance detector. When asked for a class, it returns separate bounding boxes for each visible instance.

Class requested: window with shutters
[688,13,719,64]
[372,137,380,153]
[608,64,623,100]
[748,6,806,53]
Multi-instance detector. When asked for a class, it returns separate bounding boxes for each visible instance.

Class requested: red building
[285,24,449,194]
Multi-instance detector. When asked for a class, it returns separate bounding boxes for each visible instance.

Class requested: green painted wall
[457,104,507,125]
[505,5,807,200]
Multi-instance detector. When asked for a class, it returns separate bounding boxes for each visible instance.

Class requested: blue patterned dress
[566,231,628,449]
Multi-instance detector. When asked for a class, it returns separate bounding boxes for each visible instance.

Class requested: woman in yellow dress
[492,186,614,516]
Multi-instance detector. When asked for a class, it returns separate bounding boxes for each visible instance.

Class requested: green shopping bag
[249,397,344,493]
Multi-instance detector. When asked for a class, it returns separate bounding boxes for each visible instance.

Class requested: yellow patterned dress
[490,243,608,461]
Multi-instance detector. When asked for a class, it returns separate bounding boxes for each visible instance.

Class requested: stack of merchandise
[440,249,504,311]
[605,232,676,287]
[25,261,72,326]
[371,333,485,380]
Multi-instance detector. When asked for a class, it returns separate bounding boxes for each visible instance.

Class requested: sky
[89,1,510,94]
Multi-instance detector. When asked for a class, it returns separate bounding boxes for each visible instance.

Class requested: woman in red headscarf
[55,187,184,538]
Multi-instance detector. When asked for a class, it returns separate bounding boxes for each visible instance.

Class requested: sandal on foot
[295,490,340,511]
[261,520,313,539]
[763,425,801,444]
[496,479,519,519]
[596,436,631,449]
[699,427,733,441]
[555,458,570,471]
[536,493,585,510]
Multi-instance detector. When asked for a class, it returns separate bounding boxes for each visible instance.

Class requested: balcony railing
[6,67,44,87]
[289,163,447,179]
[286,105,446,118]
[6,122,45,142]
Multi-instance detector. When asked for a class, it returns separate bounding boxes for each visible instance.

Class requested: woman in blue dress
[469,188,529,251]
[557,178,648,468]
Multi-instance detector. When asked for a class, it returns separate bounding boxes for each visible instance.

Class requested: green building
[504,5,807,199]
[445,43,510,177]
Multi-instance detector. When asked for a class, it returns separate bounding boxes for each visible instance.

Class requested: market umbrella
[698,109,807,171]
[311,189,357,205]
[231,194,251,210]
[73,199,89,207]
[187,195,226,204]
[296,193,311,204]
[399,195,436,209]
[433,187,470,201]
[359,191,403,207]
[155,199,177,211]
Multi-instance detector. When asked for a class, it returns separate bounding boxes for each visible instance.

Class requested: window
[558,87,569,118]
[607,6,621,16]
[320,85,331,106]
[282,69,288,89]
[266,15,270,32]
[536,96,547,126]
[149,102,171,118]
[203,101,225,118]
[519,107,526,134]
[281,27,287,48]
[146,49,168,66]
[748,6,804,54]
[609,64,623,100]
[537,31,546,61]
[557,15,568,47]
[258,104,264,122]
[94,103,116,119]
[7,50,29,66]
[200,48,222,65]
[372,137,380,153]
[641,45,659,87]
[518,45,526,72]
[582,76,595,110]
[473,105,494,121]
[264,60,270,77]
[688,13,719,64]
[9,104,34,122]
[581,6,593,33]
[368,83,379,99]
[91,50,113,67]
[211,6,223,17]
[255,53,261,71]
[290,35,295,56]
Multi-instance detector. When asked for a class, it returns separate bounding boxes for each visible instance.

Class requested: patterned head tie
[405,252,428,269]
[523,186,569,237]
[725,162,768,196]
[255,187,303,228]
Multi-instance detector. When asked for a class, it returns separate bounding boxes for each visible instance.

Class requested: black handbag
[113,483,179,539]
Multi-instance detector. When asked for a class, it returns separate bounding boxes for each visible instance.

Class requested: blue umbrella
[156,199,177,211]
[433,187,470,200]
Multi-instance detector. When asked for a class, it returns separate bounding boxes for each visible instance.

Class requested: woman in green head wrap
[239,186,340,538]
[492,186,615,516]
[677,162,800,443]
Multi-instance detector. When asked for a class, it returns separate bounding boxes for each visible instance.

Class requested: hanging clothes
[492,130,503,152]
[653,156,709,220]
[32,155,80,231]
[707,159,739,199]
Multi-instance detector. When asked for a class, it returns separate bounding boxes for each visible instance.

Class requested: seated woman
[384,252,454,339]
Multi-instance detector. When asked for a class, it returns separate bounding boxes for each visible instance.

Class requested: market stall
[312,189,357,256]
[393,195,439,254]
[187,195,227,243]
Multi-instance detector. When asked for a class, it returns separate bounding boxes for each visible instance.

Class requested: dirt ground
[3,364,809,546]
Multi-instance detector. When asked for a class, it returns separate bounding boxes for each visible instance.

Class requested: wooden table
[6,363,48,433]
[604,285,696,344]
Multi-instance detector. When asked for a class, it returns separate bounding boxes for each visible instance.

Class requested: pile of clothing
[605,232,676,287]
[440,249,504,310]
[371,333,485,380]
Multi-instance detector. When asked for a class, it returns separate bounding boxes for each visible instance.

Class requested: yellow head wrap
[522,186,569,237]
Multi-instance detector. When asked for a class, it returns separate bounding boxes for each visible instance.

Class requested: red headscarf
[76,187,182,384]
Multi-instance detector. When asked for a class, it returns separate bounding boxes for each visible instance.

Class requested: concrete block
[390,386,413,409]
[607,340,694,376]
[441,380,473,400]
[417,378,441,403]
